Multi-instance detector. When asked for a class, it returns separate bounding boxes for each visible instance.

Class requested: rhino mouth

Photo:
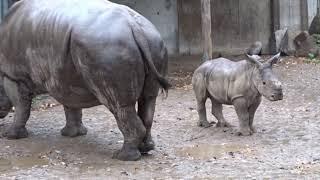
[269,92,283,101]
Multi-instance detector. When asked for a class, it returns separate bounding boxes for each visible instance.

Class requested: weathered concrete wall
[279,0,302,30]
[112,0,178,55]
[212,0,272,55]
[274,0,315,52]
[0,0,314,56]
[177,0,202,55]
[308,0,318,26]
[178,0,272,55]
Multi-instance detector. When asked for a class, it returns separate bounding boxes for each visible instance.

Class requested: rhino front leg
[3,77,32,139]
[233,98,252,136]
[248,97,261,134]
[113,105,146,161]
[211,99,231,127]
[61,106,87,137]
[138,96,156,154]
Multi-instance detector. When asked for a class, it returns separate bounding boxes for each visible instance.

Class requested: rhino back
[0,0,161,107]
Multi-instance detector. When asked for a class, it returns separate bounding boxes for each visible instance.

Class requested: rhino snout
[270,91,283,101]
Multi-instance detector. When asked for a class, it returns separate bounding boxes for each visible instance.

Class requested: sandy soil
[0,56,319,179]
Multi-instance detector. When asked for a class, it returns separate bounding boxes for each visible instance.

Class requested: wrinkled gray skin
[192,53,283,136]
[0,0,170,161]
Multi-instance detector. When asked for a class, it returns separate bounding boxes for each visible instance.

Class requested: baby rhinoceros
[192,53,283,136]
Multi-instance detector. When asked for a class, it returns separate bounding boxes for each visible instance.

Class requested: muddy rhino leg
[61,106,87,137]
[196,98,213,128]
[138,96,156,154]
[211,99,231,128]
[3,78,32,139]
[113,105,146,161]
[233,98,252,136]
[193,79,211,128]
[248,97,261,134]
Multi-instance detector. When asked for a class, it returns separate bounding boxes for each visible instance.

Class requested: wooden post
[300,0,309,31]
[201,0,212,61]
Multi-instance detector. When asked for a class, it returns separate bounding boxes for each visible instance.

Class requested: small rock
[120,171,129,176]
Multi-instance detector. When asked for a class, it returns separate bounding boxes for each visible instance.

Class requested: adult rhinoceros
[0,0,170,161]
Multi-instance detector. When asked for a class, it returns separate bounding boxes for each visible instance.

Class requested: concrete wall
[178,0,272,55]
[308,0,318,26]
[279,0,302,30]
[0,0,316,56]
[112,0,178,55]
[112,0,319,56]
[212,0,272,54]
[177,0,202,55]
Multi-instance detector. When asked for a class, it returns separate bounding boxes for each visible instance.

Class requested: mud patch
[0,156,49,173]
[176,144,254,160]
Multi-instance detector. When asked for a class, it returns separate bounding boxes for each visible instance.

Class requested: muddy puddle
[176,143,255,160]
[0,155,49,173]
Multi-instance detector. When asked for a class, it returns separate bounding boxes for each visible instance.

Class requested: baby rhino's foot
[237,127,253,136]
[216,121,231,128]
[198,121,213,128]
[250,126,257,133]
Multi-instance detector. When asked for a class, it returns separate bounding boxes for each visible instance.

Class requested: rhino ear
[246,54,263,68]
[266,52,281,66]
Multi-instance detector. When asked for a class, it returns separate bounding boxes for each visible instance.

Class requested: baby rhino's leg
[211,99,231,127]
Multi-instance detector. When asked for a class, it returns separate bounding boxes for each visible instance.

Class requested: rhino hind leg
[61,106,87,137]
[112,105,146,161]
[138,96,157,154]
[193,77,212,128]
[210,99,231,128]
[2,77,32,139]
[196,98,213,128]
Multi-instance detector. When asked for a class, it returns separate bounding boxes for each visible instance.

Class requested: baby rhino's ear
[266,53,281,67]
[246,54,263,68]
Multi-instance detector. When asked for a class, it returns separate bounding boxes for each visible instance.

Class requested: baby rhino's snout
[271,81,283,101]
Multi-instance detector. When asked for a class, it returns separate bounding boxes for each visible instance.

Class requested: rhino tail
[130,20,171,96]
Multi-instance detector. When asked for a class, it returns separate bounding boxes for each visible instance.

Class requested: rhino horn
[246,54,263,68]
[266,53,281,66]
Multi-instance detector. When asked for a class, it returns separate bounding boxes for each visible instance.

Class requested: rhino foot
[216,121,231,128]
[198,121,213,128]
[236,128,252,136]
[139,138,155,154]
[4,126,28,139]
[250,126,257,133]
[61,125,87,137]
[113,146,141,161]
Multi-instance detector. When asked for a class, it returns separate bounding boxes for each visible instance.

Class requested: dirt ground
[0,56,319,179]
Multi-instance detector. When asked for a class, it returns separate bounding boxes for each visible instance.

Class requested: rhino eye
[263,82,266,85]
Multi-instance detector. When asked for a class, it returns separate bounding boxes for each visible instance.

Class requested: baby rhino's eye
[263,82,266,85]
